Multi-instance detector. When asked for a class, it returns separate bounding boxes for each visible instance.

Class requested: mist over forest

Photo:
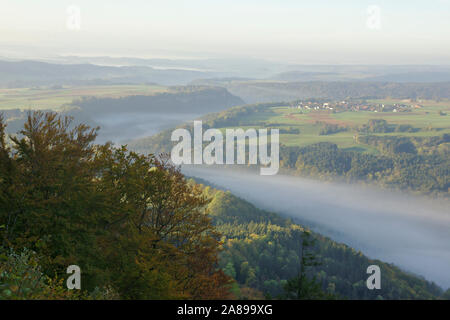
[183,166,450,289]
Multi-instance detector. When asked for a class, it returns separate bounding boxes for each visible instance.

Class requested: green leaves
[0,111,232,300]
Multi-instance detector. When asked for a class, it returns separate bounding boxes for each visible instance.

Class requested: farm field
[222,99,450,153]
[0,85,167,110]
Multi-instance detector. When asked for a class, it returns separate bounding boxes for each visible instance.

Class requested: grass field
[221,99,450,153]
[0,85,167,110]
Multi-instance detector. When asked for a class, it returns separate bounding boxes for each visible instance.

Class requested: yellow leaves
[249,233,260,240]
[148,166,158,173]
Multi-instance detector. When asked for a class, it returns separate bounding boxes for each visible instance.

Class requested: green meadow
[220,100,450,153]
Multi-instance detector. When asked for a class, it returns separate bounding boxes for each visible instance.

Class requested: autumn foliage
[0,111,233,299]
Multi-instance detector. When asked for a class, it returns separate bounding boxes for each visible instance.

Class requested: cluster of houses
[291,101,336,111]
[290,100,422,113]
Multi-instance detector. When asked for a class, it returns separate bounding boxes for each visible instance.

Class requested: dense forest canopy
[70,86,244,115]
[0,112,231,299]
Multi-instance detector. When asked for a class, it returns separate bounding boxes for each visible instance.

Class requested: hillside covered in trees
[70,86,244,116]
[0,112,232,299]
[278,140,449,196]
[195,183,448,299]
[1,112,448,300]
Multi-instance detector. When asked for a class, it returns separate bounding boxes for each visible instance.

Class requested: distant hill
[365,72,450,82]
[194,80,450,103]
[0,60,212,86]
[2,86,244,144]
[268,65,450,82]
[70,86,244,115]
[270,71,341,82]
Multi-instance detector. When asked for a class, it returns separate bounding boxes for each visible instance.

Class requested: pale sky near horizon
[0,0,449,64]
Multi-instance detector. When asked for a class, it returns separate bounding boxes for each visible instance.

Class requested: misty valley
[183,166,450,289]
[0,61,449,301]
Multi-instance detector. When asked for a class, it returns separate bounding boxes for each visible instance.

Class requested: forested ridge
[195,183,448,299]
[278,140,449,196]
[71,86,244,115]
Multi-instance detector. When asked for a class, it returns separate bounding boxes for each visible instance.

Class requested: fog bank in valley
[183,166,450,289]
[93,112,200,144]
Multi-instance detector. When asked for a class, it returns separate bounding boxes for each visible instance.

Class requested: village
[290,99,423,113]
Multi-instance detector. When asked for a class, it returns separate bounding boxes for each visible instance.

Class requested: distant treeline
[219,81,450,103]
[358,119,419,134]
[71,86,243,115]
[317,122,348,135]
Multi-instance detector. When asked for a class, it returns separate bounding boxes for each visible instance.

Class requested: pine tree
[283,230,331,299]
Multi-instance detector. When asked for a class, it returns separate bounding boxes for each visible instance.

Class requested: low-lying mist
[92,112,201,144]
[183,166,450,289]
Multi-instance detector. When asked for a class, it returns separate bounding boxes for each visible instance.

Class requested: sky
[0,0,449,64]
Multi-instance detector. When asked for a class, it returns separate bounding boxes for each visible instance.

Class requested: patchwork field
[223,99,450,153]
